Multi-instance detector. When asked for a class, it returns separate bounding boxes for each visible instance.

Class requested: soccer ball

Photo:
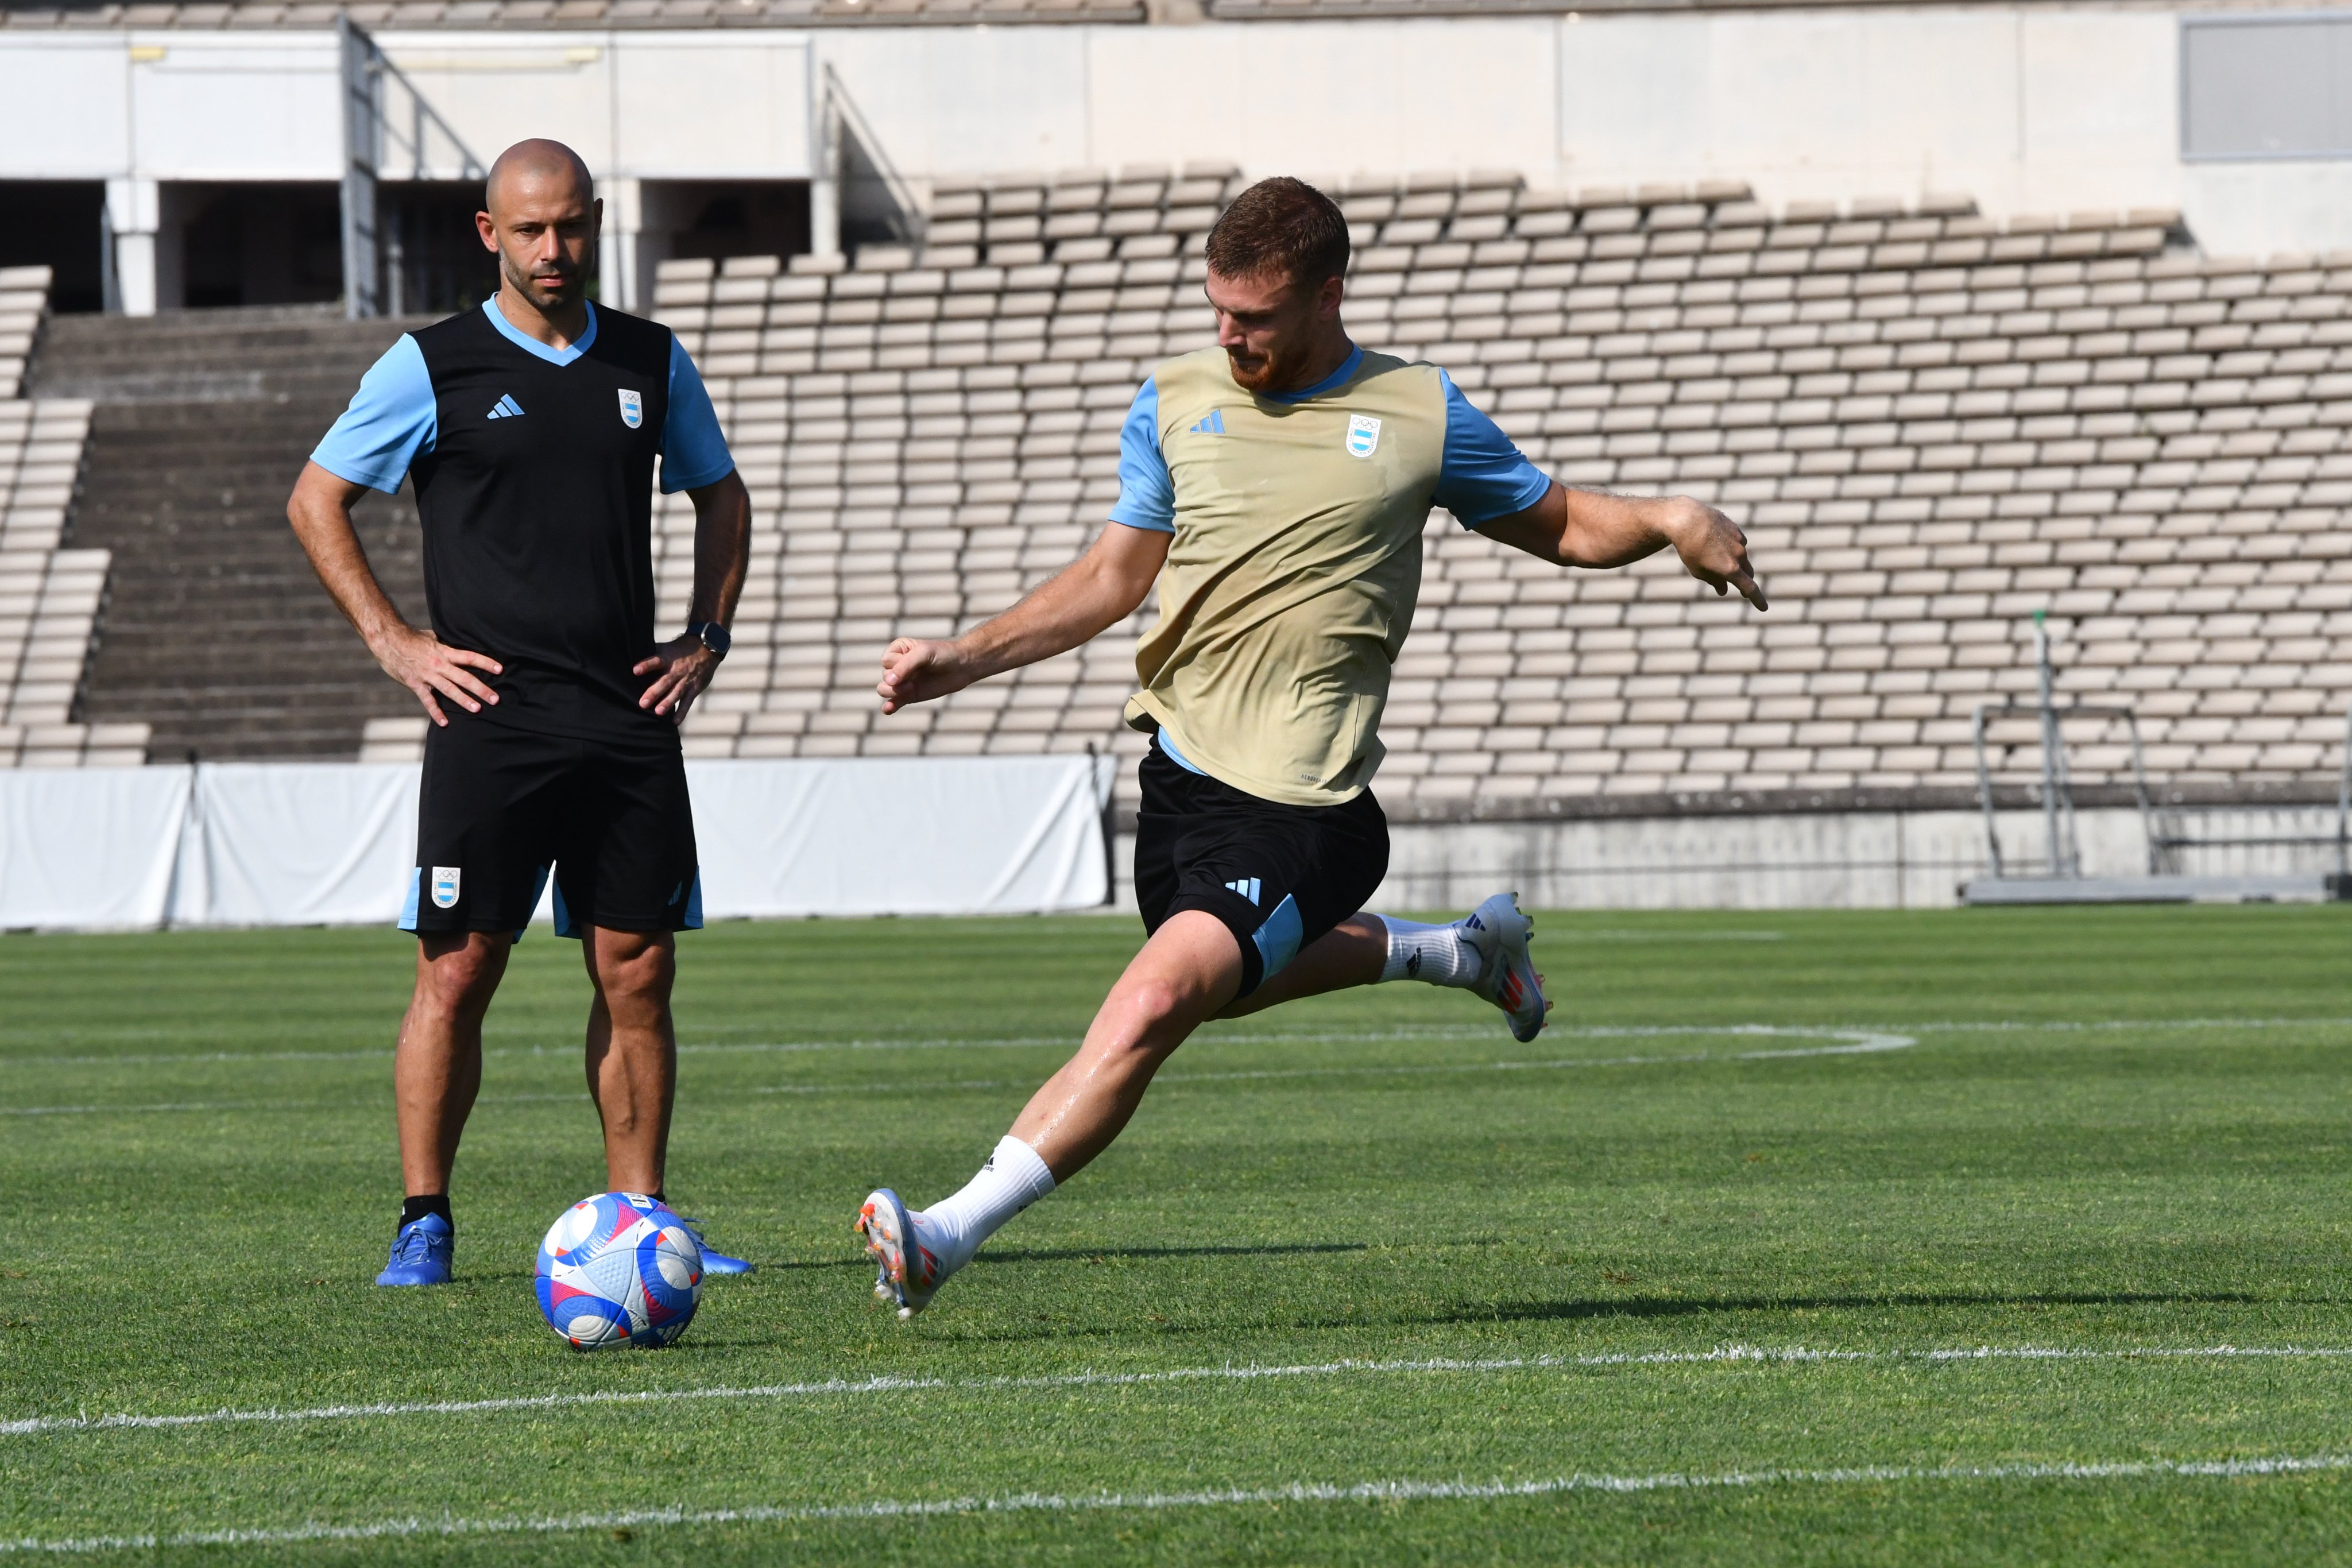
[533,1191,703,1349]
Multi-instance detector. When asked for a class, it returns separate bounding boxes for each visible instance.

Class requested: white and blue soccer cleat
[676,1217,753,1276]
[375,1211,454,1287]
[856,1188,944,1319]
[1462,891,1550,1043]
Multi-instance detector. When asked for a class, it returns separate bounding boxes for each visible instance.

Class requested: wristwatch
[686,620,731,660]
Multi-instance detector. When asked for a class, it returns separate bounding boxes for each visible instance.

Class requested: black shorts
[1132,741,1390,997]
[401,715,701,941]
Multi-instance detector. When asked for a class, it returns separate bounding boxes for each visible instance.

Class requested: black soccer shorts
[1132,737,1390,998]
[401,713,701,941]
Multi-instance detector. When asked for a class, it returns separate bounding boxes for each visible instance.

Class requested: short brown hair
[1204,177,1349,289]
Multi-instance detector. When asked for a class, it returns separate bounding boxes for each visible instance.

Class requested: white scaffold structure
[1963,615,2352,905]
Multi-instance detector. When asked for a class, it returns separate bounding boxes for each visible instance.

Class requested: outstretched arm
[880,522,1170,713]
[286,459,505,725]
[1477,480,1767,610]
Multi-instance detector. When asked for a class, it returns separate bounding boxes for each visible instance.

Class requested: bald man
[289,138,756,1287]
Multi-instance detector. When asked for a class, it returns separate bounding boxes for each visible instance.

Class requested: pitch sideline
[5,1449,2350,1555]
[8,1342,2351,1441]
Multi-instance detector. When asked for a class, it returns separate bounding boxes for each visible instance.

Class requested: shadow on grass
[1439,1290,2274,1324]
[974,1242,1371,1265]
[752,1242,1373,1273]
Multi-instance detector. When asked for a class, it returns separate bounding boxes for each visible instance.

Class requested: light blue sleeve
[660,336,736,494]
[310,335,435,494]
[1105,378,1174,533]
[1432,370,1553,528]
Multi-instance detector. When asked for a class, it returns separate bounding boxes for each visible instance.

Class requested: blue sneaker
[376,1212,454,1287]
[678,1217,752,1276]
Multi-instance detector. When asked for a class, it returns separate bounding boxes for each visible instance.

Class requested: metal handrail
[1972,698,2151,880]
[822,64,927,249]
[1975,632,2352,883]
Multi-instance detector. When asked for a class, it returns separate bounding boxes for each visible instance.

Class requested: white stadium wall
[11,7,2352,300]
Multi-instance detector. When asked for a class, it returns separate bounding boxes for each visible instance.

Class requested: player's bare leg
[1011,911,1245,1179]
[381,930,508,1283]
[860,899,1546,1314]
[1216,913,1386,1016]
[581,927,677,1196]
[395,931,510,1197]
[860,912,1241,1316]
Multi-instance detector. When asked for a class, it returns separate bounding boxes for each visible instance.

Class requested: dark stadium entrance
[377,183,501,316]
[165,183,344,309]
[0,181,106,313]
[641,180,811,267]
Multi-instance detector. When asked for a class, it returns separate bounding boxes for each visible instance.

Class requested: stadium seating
[587,167,2349,815]
[0,267,146,768]
[0,266,41,400]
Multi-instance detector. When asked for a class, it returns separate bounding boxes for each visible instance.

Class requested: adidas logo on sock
[487,394,525,419]
[1189,409,1227,435]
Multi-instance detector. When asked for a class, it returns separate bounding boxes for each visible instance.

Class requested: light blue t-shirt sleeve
[1106,378,1174,533]
[660,337,735,494]
[310,335,435,494]
[1432,370,1553,528]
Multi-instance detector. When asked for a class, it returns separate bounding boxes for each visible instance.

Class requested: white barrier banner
[689,754,1113,917]
[0,765,191,931]
[0,755,1112,931]
[174,763,420,928]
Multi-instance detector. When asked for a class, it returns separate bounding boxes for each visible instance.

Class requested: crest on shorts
[431,866,461,908]
[1345,413,1381,458]
[617,389,644,429]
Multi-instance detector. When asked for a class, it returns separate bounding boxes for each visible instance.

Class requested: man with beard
[288,138,753,1286]
[854,176,1768,1318]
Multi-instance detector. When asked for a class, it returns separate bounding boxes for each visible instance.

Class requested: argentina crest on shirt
[1345,413,1381,458]
[617,388,644,429]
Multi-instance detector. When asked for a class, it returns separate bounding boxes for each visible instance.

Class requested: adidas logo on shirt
[486,394,525,419]
[1189,409,1227,435]
[1224,877,1262,905]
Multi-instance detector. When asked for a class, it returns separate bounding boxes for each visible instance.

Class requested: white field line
[7,1342,2349,1442]
[0,1029,1916,1116]
[9,1013,2352,1071]
[7,1449,2352,1555]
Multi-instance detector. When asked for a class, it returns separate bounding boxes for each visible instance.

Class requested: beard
[501,251,579,311]
[1225,335,1314,394]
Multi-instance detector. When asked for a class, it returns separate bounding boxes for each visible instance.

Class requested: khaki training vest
[1123,346,1450,808]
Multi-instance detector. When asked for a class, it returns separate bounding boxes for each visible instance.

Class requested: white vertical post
[339,14,382,319]
[2033,613,2076,878]
[808,68,841,258]
[602,176,643,311]
[105,177,158,316]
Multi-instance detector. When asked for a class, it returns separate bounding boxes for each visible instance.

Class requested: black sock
[400,1194,452,1232]
[648,1191,666,1207]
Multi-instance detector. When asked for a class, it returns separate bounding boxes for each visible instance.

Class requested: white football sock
[915,1135,1056,1276]
[1376,914,1484,987]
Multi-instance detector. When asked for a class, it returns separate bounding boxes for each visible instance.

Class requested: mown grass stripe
[7,1450,2350,1555]
[0,1032,1918,1117]
[9,1344,2349,1441]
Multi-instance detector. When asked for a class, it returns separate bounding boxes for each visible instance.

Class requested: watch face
[697,623,730,656]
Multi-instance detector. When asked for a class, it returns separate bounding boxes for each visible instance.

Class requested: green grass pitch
[6,905,2352,1563]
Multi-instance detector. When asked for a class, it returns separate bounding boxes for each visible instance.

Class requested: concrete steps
[28,305,439,760]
